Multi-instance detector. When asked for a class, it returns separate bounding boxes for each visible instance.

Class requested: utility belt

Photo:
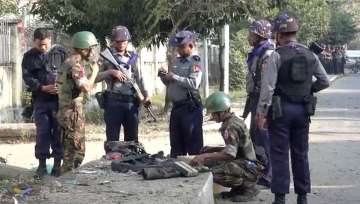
[95,91,136,109]
[242,92,260,118]
[107,92,136,102]
[173,98,201,110]
[270,94,317,120]
[173,99,194,108]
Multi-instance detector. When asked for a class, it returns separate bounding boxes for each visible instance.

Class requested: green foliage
[33,0,274,48]
[229,28,249,90]
[267,0,331,45]
[0,0,18,16]
[322,10,358,45]
[228,0,331,92]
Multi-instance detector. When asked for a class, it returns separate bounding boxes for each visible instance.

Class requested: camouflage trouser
[211,160,259,189]
[57,105,85,173]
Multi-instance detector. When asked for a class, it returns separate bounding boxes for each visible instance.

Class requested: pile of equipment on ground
[104,141,202,180]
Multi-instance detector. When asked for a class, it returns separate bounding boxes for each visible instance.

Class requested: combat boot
[74,158,83,168]
[220,186,244,199]
[35,158,47,178]
[273,193,286,204]
[51,158,62,177]
[231,186,259,202]
[297,194,307,204]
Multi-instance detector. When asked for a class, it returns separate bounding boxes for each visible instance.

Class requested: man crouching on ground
[191,91,262,202]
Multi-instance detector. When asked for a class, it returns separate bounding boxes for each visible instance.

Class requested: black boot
[273,193,286,204]
[35,158,47,179]
[231,186,259,202]
[220,186,244,199]
[51,158,62,177]
[297,194,307,204]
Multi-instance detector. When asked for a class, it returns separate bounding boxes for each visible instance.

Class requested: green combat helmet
[205,91,231,114]
[72,31,98,49]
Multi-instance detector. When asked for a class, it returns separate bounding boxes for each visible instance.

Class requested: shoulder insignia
[193,64,201,72]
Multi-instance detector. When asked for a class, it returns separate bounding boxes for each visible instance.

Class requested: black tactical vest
[275,43,315,102]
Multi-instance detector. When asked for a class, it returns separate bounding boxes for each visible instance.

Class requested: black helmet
[273,13,299,33]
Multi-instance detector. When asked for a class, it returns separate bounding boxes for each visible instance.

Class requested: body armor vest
[275,43,315,102]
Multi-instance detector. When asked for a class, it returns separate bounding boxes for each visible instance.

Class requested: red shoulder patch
[193,64,201,72]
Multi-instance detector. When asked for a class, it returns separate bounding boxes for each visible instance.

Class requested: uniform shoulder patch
[192,55,201,62]
[193,64,202,72]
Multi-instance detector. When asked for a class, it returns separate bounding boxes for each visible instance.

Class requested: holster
[95,91,106,109]
[242,96,251,119]
[186,89,202,111]
[304,95,317,116]
[271,95,283,120]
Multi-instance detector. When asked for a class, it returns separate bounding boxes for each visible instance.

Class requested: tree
[229,28,249,90]
[266,0,331,45]
[322,10,358,45]
[0,0,18,17]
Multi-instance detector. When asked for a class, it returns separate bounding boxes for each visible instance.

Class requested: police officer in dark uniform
[256,14,330,204]
[96,26,150,150]
[243,19,274,188]
[158,30,203,158]
[22,28,67,177]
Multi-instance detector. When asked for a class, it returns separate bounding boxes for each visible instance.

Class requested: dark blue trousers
[269,100,311,194]
[169,104,203,158]
[249,95,272,182]
[34,100,62,159]
[104,99,139,143]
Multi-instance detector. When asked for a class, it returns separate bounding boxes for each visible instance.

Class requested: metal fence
[0,20,11,65]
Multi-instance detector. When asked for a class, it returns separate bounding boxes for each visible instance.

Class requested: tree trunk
[219,24,230,93]
[219,32,225,91]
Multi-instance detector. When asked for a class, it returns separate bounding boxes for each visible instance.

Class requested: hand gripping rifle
[100,47,157,122]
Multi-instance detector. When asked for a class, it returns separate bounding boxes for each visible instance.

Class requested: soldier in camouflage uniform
[57,31,100,174]
[191,92,262,202]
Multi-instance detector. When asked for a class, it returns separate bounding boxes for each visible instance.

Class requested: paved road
[216,74,360,204]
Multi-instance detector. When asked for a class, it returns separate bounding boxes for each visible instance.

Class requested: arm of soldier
[72,62,99,93]
[21,56,42,92]
[256,51,281,117]
[172,67,202,90]
[200,146,225,153]
[95,61,113,82]
[191,128,238,166]
[312,54,330,93]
